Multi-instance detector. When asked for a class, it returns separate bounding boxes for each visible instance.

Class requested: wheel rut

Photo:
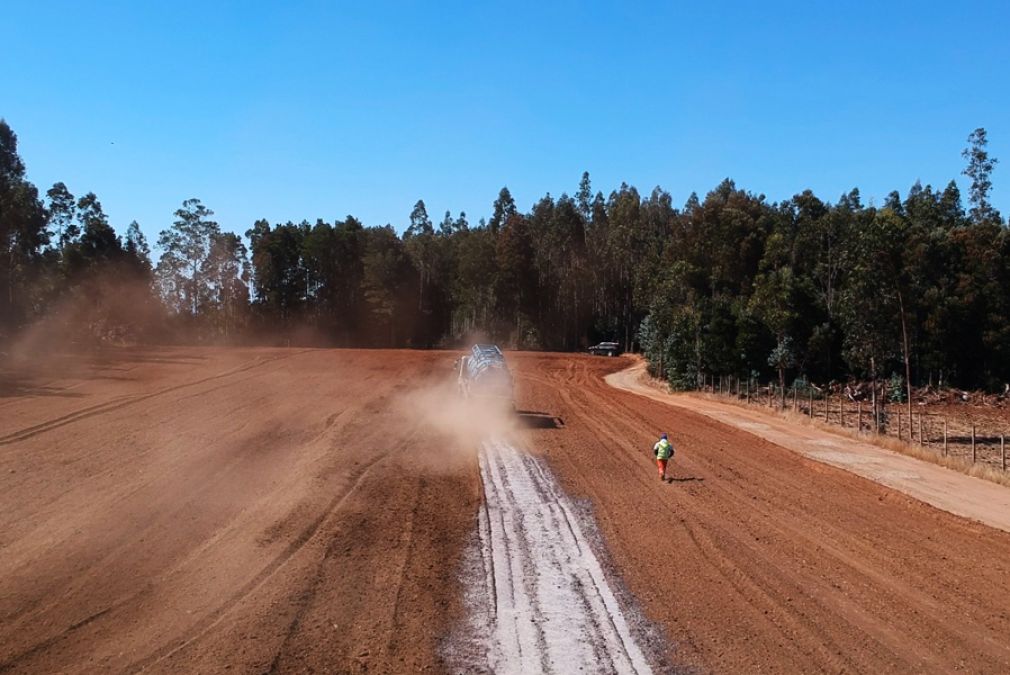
[0,351,312,446]
[470,438,653,675]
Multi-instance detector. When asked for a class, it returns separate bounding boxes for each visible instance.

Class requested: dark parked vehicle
[588,341,622,357]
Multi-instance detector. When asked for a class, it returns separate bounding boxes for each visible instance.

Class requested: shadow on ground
[0,376,85,400]
[516,410,565,430]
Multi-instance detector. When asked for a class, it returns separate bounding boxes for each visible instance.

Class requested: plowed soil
[513,352,1010,673]
[0,348,479,674]
[3,348,1010,673]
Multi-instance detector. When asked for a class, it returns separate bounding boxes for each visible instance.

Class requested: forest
[1,119,1007,391]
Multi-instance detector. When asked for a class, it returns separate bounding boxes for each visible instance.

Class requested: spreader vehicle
[457,344,514,407]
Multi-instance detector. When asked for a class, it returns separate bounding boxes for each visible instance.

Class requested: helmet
[660,432,668,439]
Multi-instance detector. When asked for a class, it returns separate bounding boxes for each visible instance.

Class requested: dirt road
[4,348,1010,673]
[607,359,1010,534]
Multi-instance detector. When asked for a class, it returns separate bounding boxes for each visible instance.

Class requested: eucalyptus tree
[156,198,220,315]
[962,128,1000,225]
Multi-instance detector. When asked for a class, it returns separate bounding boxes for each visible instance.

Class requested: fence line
[700,378,1009,472]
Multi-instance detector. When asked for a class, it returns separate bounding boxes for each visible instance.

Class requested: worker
[653,432,674,481]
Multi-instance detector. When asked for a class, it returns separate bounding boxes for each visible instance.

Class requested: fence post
[918,413,923,446]
[1002,434,1006,472]
[943,418,948,456]
[857,401,862,434]
[971,424,976,463]
[746,379,750,403]
[839,396,845,428]
[808,389,813,418]
[792,385,797,413]
[897,408,902,441]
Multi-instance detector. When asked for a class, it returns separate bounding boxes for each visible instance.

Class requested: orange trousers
[656,458,668,477]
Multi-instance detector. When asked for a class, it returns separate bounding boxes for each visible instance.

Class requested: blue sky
[6,1,1008,243]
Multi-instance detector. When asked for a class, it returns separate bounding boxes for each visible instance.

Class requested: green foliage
[791,375,815,397]
[46,182,78,249]
[361,225,412,345]
[962,128,1000,225]
[245,219,306,322]
[888,372,907,403]
[768,336,797,371]
[490,187,517,234]
[2,115,1010,385]
[201,232,249,337]
[156,198,222,315]
[0,119,47,333]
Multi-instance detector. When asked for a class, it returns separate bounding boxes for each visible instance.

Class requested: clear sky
[6,1,1009,243]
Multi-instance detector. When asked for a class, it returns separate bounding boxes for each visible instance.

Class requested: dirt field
[514,352,1010,673]
[0,348,479,673]
[4,348,1010,673]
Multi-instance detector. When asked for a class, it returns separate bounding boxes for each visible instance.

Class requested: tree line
[1,118,1007,391]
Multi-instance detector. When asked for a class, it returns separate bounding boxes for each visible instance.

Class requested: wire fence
[701,374,1009,472]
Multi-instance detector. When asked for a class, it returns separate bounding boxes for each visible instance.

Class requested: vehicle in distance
[588,341,622,356]
[457,344,514,405]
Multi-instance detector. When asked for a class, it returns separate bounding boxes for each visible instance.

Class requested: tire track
[515,354,1010,672]
[0,351,312,446]
[536,365,906,670]
[475,439,652,675]
[260,451,414,675]
[0,349,477,674]
[591,362,1010,665]
[122,448,391,674]
[1,448,389,674]
[538,371,886,667]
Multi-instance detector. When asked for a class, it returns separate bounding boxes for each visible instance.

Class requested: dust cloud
[3,277,166,365]
[393,361,522,470]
